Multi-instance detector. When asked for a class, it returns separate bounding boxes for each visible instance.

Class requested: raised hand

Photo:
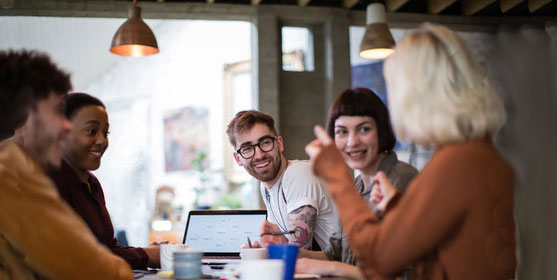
[305,126,351,184]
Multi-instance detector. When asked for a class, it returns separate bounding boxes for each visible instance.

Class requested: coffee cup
[240,259,284,280]
[173,249,203,280]
[240,247,268,260]
[267,244,299,280]
[160,244,188,272]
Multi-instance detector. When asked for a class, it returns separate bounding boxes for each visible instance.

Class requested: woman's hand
[305,126,351,184]
[370,171,398,213]
[143,246,161,268]
[296,258,366,280]
[295,258,330,275]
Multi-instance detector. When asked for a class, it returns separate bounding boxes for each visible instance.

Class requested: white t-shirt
[260,160,341,251]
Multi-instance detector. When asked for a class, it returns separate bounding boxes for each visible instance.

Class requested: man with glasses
[226,110,340,251]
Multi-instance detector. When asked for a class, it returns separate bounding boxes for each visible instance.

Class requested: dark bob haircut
[65,92,105,119]
[0,50,72,140]
[326,88,396,153]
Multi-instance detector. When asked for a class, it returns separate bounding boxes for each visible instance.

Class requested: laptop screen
[182,210,267,255]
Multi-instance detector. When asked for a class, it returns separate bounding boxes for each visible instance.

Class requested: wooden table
[140,270,349,280]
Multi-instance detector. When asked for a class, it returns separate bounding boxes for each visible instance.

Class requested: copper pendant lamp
[359,3,395,60]
[110,0,159,57]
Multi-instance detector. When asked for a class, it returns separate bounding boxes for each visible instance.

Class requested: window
[1,16,254,246]
[281,26,315,72]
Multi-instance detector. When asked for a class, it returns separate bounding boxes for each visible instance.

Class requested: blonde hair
[383,23,506,147]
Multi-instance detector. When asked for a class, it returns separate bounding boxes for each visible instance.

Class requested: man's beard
[250,155,282,183]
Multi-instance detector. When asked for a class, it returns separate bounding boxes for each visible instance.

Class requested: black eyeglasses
[236,136,278,159]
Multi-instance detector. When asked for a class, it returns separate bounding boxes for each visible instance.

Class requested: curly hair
[0,50,72,140]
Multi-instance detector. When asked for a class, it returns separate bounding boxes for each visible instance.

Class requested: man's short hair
[326,87,396,153]
[65,93,105,119]
[226,110,278,148]
[0,50,72,140]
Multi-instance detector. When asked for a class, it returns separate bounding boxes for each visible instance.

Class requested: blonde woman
[305,23,516,279]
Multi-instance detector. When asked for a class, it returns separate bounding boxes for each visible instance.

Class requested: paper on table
[294,273,321,279]
[156,271,174,279]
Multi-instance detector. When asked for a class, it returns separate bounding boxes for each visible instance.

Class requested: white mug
[160,244,188,271]
[240,259,284,280]
[240,248,268,260]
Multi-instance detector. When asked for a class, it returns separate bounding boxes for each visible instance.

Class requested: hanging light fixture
[110,0,159,57]
[359,2,395,60]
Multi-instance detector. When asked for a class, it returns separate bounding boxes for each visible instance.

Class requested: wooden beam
[342,0,359,8]
[529,0,553,12]
[428,0,458,13]
[298,0,311,6]
[385,0,409,11]
[500,0,526,12]
[251,0,262,5]
[462,0,497,15]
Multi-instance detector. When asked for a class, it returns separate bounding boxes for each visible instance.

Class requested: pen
[260,230,296,236]
[247,236,253,248]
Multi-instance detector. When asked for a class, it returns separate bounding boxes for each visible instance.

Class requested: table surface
[140,270,348,280]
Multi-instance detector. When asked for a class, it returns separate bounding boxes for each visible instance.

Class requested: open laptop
[182,209,267,264]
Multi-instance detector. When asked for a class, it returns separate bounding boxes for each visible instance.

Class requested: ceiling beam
[386,0,409,11]
[529,0,553,12]
[298,0,311,6]
[342,0,359,8]
[501,0,526,12]
[428,0,458,13]
[462,0,497,14]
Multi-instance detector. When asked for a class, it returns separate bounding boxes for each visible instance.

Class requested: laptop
[182,209,267,264]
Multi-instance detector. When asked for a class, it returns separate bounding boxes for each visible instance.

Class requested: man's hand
[260,221,288,247]
[241,240,263,249]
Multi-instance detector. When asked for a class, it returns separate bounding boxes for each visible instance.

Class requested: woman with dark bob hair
[48,93,160,269]
[296,88,418,279]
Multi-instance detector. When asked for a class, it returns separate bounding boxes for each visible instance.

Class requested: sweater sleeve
[110,238,149,269]
[0,144,133,280]
[314,143,468,278]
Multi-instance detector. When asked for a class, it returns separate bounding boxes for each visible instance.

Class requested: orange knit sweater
[316,140,516,279]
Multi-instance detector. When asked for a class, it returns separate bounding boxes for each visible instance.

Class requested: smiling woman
[47,93,161,269]
[63,93,110,179]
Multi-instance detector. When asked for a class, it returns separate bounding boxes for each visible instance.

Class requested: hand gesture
[305,126,351,184]
[370,171,398,213]
[260,221,288,247]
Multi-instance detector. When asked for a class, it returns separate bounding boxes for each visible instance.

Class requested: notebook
[182,209,267,263]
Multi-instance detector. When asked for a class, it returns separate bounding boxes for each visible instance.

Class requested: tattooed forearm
[287,205,317,249]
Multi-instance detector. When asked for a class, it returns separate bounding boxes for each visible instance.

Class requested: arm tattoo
[288,205,317,249]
